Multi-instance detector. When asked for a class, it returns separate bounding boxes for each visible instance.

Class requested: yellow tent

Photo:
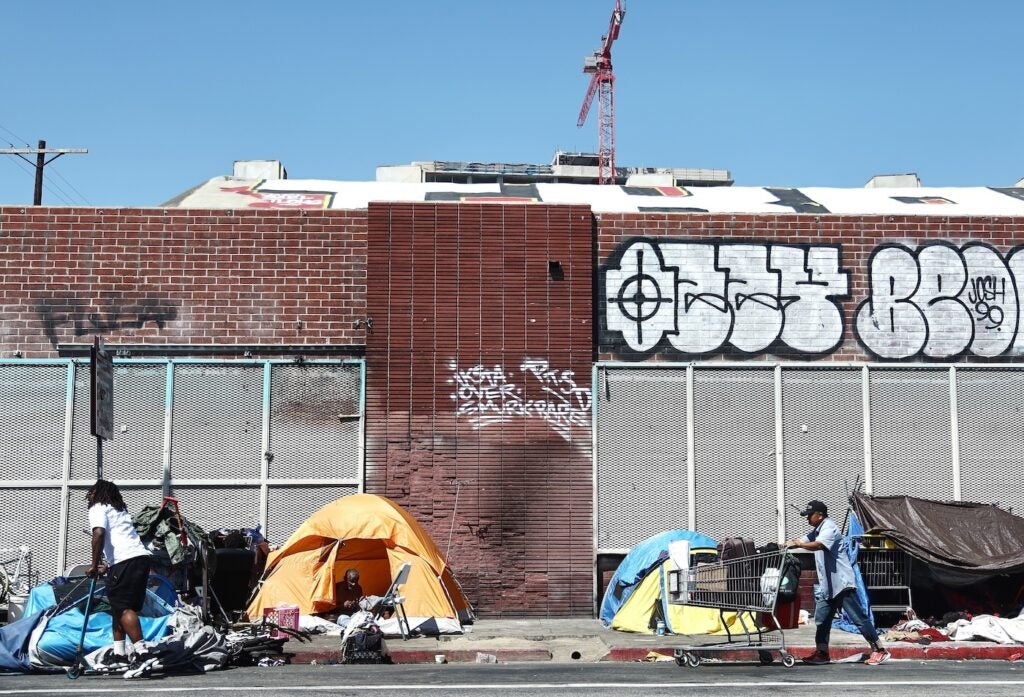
[246,494,472,630]
[608,558,758,634]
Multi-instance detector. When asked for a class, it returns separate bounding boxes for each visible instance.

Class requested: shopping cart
[667,548,797,668]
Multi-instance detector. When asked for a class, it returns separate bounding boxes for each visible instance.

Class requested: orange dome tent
[246,494,473,634]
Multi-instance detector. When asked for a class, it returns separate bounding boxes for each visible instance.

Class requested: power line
[0,122,29,147]
[48,163,91,205]
[0,139,88,205]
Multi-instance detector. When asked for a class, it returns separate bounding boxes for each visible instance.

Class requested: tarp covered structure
[246,494,472,634]
[0,578,174,672]
[599,530,758,635]
[850,492,1024,583]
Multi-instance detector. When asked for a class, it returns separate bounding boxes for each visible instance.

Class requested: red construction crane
[577,0,625,185]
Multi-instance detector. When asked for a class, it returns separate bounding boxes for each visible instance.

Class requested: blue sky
[2,1,1021,207]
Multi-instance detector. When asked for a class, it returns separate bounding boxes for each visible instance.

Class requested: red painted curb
[603,644,1024,664]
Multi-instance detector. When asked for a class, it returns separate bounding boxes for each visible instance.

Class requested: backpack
[776,553,801,602]
[349,624,383,652]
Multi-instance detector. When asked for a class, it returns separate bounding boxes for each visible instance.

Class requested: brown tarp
[850,492,1024,578]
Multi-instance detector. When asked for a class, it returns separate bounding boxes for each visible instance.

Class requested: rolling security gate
[0,358,364,583]
[594,363,1024,554]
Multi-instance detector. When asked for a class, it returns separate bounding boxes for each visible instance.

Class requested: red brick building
[3,179,1024,615]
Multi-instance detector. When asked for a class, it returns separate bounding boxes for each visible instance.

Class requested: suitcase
[717,536,755,561]
[718,537,757,602]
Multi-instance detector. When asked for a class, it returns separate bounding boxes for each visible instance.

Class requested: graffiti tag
[854,243,1023,358]
[37,294,179,347]
[448,359,591,440]
[601,239,850,357]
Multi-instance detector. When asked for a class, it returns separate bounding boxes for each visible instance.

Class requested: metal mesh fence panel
[692,368,776,543]
[170,365,263,480]
[869,369,954,500]
[595,368,688,550]
[70,362,167,481]
[266,485,357,544]
[269,364,361,480]
[0,487,60,587]
[781,368,865,538]
[0,364,68,480]
[164,486,261,534]
[955,369,1024,513]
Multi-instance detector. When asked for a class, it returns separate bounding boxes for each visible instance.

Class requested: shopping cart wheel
[758,650,773,665]
[684,652,701,668]
[781,652,796,668]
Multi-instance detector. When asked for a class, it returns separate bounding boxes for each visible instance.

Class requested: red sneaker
[801,650,830,665]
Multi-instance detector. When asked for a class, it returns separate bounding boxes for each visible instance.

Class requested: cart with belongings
[667,542,801,667]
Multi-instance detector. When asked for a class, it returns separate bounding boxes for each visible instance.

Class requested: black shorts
[107,555,151,617]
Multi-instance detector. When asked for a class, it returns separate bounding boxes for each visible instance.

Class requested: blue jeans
[814,587,879,652]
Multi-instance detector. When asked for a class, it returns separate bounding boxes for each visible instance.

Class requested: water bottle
[656,619,666,636]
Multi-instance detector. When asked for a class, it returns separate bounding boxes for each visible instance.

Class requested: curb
[290,643,1023,665]
[604,644,1024,664]
[291,648,554,665]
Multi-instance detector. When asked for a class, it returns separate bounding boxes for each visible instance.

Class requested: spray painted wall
[364,202,594,616]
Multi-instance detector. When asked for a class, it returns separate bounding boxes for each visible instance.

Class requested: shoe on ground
[866,649,891,665]
[801,650,830,665]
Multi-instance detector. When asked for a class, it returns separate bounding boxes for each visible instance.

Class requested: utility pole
[0,139,88,205]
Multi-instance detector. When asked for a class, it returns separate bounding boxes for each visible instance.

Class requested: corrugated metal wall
[366,202,593,616]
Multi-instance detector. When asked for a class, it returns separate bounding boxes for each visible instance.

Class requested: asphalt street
[0,661,1022,697]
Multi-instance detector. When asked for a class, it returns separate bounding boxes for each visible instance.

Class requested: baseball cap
[799,500,828,517]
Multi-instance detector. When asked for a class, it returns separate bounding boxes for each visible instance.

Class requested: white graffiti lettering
[447,359,591,440]
[603,240,850,356]
[855,243,1020,358]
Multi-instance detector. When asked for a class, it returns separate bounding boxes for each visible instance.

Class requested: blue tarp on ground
[0,612,45,672]
[599,530,717,627]
[4,579,176,669]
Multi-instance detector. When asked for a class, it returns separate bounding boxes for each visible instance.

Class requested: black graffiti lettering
[37,294,179,347]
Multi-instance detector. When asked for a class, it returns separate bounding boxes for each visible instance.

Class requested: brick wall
[365,202,594,616]
[7,204,1024,617]
[597,213,1024,362]
[0,207,367,356]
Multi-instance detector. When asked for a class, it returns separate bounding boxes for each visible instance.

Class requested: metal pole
[96,436,103,481]
[33,140,45,205]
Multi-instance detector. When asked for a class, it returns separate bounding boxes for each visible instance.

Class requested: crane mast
[577,0,625,185]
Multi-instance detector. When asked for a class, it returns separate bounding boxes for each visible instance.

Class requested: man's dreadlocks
[88,479,127,512]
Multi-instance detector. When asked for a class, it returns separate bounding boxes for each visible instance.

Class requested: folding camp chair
[375,562,413,640]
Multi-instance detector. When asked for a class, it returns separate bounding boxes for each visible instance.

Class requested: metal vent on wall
[595,368,688,550]
[692,369,776,543]
[955,369,1024,514]
[172,365,264,480]
[869,369,953,500]
[269,364,361,480]
[70,363,167,481]
[782,368,864,537]
[0,364,68,480]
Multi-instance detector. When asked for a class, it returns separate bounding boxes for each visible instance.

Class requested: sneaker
[801,650,831,665]
[866,649,891,665]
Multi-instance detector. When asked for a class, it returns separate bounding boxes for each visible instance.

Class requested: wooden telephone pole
[0,139,87,205]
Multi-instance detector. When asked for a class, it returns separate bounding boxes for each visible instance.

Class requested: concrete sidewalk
[284,618,1024,665]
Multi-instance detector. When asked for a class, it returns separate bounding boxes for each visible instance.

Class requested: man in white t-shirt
[86,479,153,666]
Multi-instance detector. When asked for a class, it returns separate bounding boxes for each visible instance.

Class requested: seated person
[322,568,384,625]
